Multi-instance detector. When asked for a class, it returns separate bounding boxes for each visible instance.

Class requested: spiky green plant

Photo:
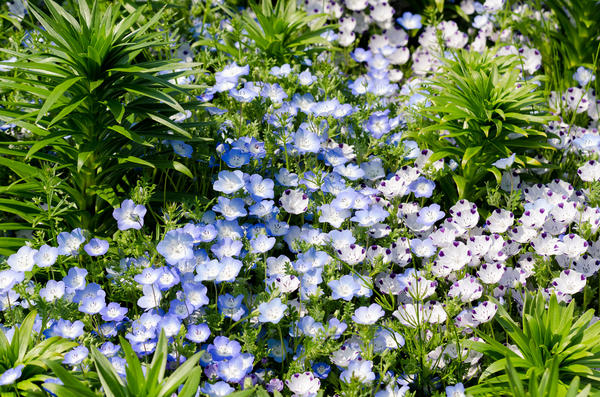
[0,0,207,245]
[407,49,556,202]
[467,291,600,395]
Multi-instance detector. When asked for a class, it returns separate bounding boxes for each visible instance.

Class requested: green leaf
[118,156,156,169]
[108,125,154,147]
[172,161,193,179]
[36,77,83,123]
[461,145,482,169]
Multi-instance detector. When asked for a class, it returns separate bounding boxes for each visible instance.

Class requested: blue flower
[246,174,275,200]
[112,199,146,231]
[217,353,254,383]
[54,319,85,339]
[63,345,88,365]
[83,238,109,256]
[156,229,194,265]
[201,381,234,397]
[167,140,193,158]
[100,302,128,322]
[79,295,106,315]
[365,110,391,139]
[409,177,436,198]
[208,336,241,361]
[33,244,58,267]
[258,298,287,324]
[397,12,422,30]
[312,362,331,379]
[186,323,211,343]
[57,228,86,256]
[328,275,360,301]
[221,148,251,168]
[213,197,247,221]
[218,293,246,321]
[0,364,24,385]
[63,267,87,292]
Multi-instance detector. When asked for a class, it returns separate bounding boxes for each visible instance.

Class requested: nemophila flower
[249,200,275,218]
[137,284,162,309]
[218,293,246,321]
[341,359,376,383]
[477,263,506,284]
[280,189,309,214]
[40,280,65,302]
[261,83,288,103]
[63,267,87,292]
[213,170,245,194]
[246,174,274,200]
[365,111,391,139]
[276,168,299,187]
[471,301,498,323]
[201,381,235,397]
[185,323,211,344]
[213,197,247,221]
[577,160,600,182]
[298,69,317,86]
[229,86,259,102]
[258,298,287,324]
[0,270,23,291]
[99,341,120,357]
[222,148,251,168]
[63,345,88,366]
[397,11,422,29]
[54,319,84,339]
[417,204,445,227]
[134,268,161,285]
[7,245,36,272]
[410,238,436,258]
[83,238,109,256]
[446,383,466,397]
[352,303,384,325]
[182,282,209,309]
[328,275,361,301]
[215,257,243,283]
[33,244,58,268]
[100,302,128,322]
[293,129,321,154]
[286,372,321,397]
[250,234,276,254]
[448,276,483,303]
[409,177,435,198]
[318,204,350,229]
[492,153,516,170]
[112,200,146,231]
[211,237,243,259]
[0,364,24,386]
[79,293,106,315]
[208,336,241,362]
[218,353,254,383]
[552,269,586,294]
[351,205,389,227]
[337,243,366,265]
[271,64,291,77]
[573,66,595,87]
[158,315,181,338]
[214,62,248,90]
[561,233,588,258]
[157,229,194,265]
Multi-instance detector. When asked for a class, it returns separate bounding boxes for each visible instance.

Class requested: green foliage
[45,330,202,397]
[502,357,592,397]
[0,0,207,242]
[211,0,335,62]
[467,291,600,395]
[513,0,600,93]
[0,310,76,394]
[407,49,555,202]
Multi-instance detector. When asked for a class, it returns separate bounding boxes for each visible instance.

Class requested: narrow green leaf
[36,77,83,123]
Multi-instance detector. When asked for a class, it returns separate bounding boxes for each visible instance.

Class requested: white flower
[279,189,309,215]
[286,372,321,397]
[552,269,586,295]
